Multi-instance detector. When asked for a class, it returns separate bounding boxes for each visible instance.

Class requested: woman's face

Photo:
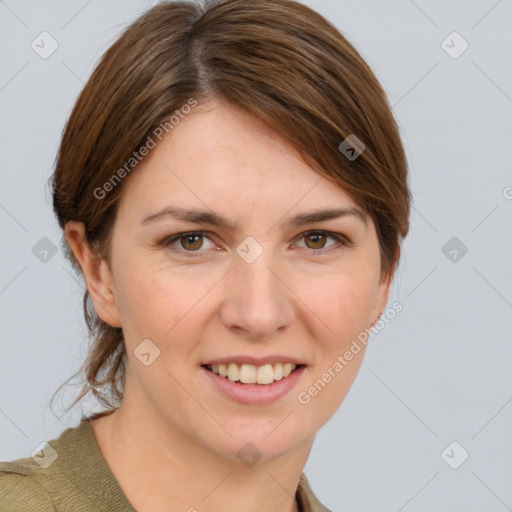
[97,99,391,461]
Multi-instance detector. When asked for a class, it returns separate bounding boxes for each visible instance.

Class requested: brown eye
[296,231,348,253]
[179,234,204,251]
[161,231,217,257]
[304,233,328,249]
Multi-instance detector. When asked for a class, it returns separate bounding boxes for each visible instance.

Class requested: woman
[0,0,410,510]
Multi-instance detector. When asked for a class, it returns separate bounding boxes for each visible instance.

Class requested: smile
[201,363,306,405]
[203,362,299,385]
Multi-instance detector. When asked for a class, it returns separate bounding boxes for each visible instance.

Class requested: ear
[370,246,398,326]
[64,221,122,328]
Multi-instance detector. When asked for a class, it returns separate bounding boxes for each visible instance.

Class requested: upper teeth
[207,362,297,385]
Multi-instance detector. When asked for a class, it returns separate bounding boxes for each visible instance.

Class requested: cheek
[296,271,376,418]
[296,266,379,343]
[113,257,217,343]
[112,259,178,337]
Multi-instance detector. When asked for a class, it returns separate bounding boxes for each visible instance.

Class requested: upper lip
[202,355,307,366]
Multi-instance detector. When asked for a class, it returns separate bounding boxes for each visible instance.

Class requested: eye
[160,230,349,257]
[294,231,348,253]
[162,231,216,256]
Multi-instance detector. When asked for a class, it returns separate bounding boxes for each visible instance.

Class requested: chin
[203,414,312,462]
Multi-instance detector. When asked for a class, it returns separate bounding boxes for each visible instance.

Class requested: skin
[65,99,394,512]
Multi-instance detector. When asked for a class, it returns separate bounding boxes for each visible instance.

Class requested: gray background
[1,1,511,510]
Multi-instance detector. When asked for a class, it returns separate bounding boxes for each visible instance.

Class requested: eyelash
[160,230,350,258]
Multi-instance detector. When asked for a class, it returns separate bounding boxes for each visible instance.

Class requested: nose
[219,248,295,340]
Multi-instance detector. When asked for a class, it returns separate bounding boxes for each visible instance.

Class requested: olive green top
[0,416,331,511]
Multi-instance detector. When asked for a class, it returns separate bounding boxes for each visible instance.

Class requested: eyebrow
[141,206,368,230]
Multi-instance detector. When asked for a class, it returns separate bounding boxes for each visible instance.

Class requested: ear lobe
[64,221,122,328]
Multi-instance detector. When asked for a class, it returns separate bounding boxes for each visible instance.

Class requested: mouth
[201,362,306,386]
[201,362,307,405]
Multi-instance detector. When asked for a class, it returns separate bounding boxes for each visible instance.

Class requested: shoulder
[0,415,127,512]
[0,458,56,511]
[0,418,93,511]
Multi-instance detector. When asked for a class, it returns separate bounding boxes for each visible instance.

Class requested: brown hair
[49,0,411,415]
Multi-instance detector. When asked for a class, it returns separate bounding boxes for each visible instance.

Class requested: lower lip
[201,365,306,405]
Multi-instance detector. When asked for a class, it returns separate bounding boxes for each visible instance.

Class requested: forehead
[118,100,363,222]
